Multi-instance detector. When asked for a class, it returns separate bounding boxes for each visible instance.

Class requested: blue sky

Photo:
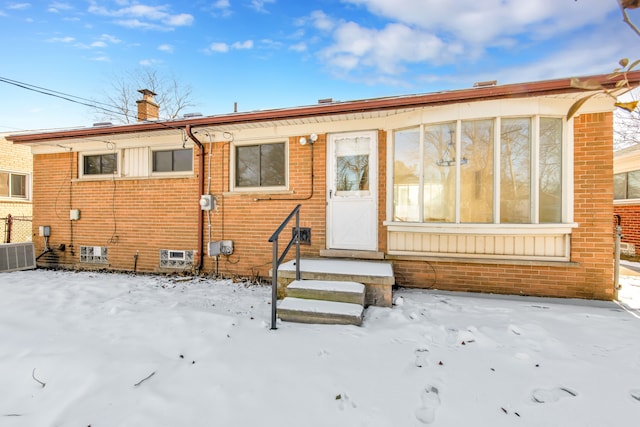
[1,0,639,132]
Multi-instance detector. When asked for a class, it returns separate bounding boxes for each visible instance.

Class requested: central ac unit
[0,242,36,273]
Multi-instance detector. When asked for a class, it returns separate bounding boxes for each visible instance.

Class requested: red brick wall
[615,204,640,250]
[32,151,199,271]
[199,135,328,280]
[392,112,616,300]
[32,114,616,300]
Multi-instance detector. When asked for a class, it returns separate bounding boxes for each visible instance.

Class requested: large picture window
[393,116,564,225]
[235,142,285,188]
[0,171,28,199]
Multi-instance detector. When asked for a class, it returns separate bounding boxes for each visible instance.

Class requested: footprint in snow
[335,392,356,410]
[415,386,440,424]
[415,347,429,368]
[531,387,578,403]
[630,389,640,402]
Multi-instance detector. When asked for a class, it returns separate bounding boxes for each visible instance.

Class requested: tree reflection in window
[500,118,531,223]
[334,136,370,193]
[539,118,562,223]
[337,155,369,191]
[236,142,285,188]
[424,122,456,222]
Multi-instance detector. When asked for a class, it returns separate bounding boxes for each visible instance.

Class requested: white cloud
[7,3,30,10]
[99,34,121,44]
[207,39,256,54]
[158,44,174,53]
[47,36,75,43]
[310,10,334,31]
[164,13,193,26]
[290,42,307,52]
[211,0,232,17]
[91,55,110,62]
[139,58,163,66]
[47,2,72,13]
[90,41,107,48]
[250,0,275,14]
[261,38,283,49]
[88,1,194,30]
[344,0,617,45]
[322,21,447,75]
[209,42,229,53]
[232,40,253,50]
[306,0,623,83]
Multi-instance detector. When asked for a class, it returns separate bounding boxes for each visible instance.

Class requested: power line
[0,75,203,139]
[0,76,136,122]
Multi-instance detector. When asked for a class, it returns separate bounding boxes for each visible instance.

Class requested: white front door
[327,131,378,251]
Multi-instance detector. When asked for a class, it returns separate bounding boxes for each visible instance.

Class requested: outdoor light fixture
[299,133,318,145]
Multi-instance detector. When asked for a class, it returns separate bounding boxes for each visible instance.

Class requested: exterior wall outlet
[39,226,50,237]
[70,209,81,221]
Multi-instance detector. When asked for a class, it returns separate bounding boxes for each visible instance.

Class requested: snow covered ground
[1,268,639,427]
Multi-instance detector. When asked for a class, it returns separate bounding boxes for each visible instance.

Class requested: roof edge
[9,70,640,144]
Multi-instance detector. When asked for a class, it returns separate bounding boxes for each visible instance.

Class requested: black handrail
[268,204,302,330]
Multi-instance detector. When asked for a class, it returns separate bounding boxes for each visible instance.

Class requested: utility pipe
[185,124,205,273]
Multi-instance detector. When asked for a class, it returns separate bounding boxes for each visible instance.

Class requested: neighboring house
[8,72,640,301]
[0,132,32,243]
[614,143,640,256]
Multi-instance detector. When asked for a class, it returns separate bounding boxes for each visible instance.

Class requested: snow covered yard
[1,269,639,427]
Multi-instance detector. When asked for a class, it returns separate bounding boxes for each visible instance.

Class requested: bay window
[393,116,565,225]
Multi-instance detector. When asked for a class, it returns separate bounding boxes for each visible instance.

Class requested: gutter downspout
[186,124,205,273]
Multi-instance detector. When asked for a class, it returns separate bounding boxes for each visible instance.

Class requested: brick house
[1,132,32,243]
[614,143,640,256]
[8,72,639,301]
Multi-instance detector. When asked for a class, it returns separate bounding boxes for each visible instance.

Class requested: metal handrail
[268,204,302,330]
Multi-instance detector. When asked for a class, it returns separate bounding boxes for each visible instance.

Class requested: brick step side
[277,297,364,326]
[286,280,365,305]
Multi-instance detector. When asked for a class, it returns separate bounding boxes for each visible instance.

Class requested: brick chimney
[136,89,159,122]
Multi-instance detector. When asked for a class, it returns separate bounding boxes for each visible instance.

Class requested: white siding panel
[534,236,546,256]
[387,230,571,260]
[514,236,525,255]
[123,147,149,177]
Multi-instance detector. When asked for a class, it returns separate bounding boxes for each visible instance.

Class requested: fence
[2,215,32,243]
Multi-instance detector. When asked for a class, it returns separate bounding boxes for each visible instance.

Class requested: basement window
[160,249,194,269]
[80,246,108,264]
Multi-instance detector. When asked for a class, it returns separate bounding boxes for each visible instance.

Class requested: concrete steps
[278,279,366,326]
[277,258,395,307]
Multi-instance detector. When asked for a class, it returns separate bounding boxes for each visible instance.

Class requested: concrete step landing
[286,279,365,305]
[278,297,364,326]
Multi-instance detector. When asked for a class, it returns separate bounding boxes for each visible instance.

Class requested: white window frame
[0,170,31,201]
[230,139,288,192]
[387,115,571,228]
[79,150,121,180]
